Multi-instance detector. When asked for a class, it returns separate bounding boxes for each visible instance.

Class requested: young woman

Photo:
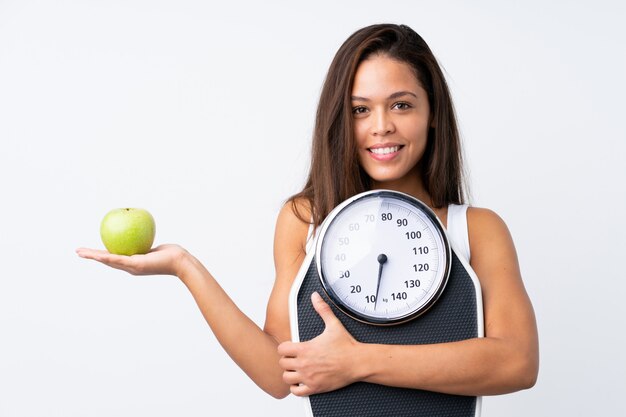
[77,24,538,400]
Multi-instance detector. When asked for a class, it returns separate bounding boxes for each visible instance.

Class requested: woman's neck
[370,173,433,207]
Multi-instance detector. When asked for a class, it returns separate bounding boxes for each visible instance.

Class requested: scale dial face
[316,190,451,325]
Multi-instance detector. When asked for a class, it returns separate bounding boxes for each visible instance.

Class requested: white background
[1,1,625,415]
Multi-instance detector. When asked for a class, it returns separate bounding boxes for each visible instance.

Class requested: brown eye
[393,102,412,110]
[352,106,368,115]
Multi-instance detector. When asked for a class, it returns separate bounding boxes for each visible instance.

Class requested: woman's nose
[371,110,395,136]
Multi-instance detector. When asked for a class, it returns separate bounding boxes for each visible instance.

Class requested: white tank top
[446,204,471,263]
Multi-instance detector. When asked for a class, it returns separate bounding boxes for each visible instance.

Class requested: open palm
[76,244,188,277]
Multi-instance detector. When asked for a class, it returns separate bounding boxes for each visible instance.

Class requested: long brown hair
[290,24,466,227]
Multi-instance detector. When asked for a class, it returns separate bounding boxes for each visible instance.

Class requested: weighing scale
[289,190,484,417]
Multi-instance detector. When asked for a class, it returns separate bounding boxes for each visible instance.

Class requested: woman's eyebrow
[351,91,418,101]
[389,91,418,100]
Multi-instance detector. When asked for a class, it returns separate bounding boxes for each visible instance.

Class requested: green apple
[100,208,156,256]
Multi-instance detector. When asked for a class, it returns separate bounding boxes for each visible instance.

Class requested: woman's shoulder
[466,206,518,269]
[274,197,313,255]
[447,205,509,238]
[466,206,511,237]
[277,197,312,228]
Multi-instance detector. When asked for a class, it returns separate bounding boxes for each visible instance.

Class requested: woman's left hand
[277,292,362,396]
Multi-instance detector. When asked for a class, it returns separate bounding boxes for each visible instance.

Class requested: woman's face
[351,54,431,191]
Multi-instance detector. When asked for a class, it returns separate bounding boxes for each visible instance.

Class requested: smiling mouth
[369,145,403,155]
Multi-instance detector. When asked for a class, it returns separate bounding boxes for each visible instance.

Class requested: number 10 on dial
[316,190,451,325]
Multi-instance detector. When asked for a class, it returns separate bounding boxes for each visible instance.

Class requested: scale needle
[374,253,387,310]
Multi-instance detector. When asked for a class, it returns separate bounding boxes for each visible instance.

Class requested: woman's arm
[278,207,539,396]
[76,201,310,399]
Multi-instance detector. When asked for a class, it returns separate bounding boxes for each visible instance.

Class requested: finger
[88,251,129,265]
[282,370,302,385]
[76,248,129,265]
[278,356,298,371]
[277,341,299,357]
[75,248,109,259]
[311,292,340,327]
[290,383,312,397]
[76,248,141,274]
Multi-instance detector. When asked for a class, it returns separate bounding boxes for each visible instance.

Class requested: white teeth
[370,146,400,155]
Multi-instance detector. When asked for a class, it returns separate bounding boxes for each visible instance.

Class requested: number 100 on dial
[316,190,451,326]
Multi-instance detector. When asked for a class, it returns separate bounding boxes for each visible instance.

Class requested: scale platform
[289,242,484,417]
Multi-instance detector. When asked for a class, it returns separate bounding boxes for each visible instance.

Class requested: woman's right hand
[76,244,190,277]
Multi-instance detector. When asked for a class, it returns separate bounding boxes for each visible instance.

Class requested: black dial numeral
[405,279,421,288]
[405,231,422,239]
[396,218,408,227]
[413,263,430,272]
[413,246,429,255]
[350,285,361,293]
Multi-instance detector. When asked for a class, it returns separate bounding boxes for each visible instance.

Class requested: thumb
[311,291,340,327]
